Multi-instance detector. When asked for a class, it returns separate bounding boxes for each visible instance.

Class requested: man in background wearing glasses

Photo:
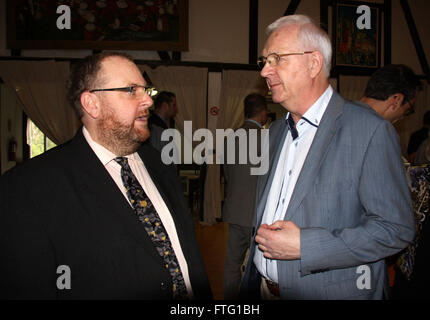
[240,15,414,299]
[360,64,422,125]
[0,52,212,300]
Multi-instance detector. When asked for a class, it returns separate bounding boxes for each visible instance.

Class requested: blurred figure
[413,136,430,165]
[408,111,430,164]
[222,93,268,299]
[360,64,422,124]
[148,91,178,153]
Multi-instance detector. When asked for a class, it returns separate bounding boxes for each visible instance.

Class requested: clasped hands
[255,220,301,260]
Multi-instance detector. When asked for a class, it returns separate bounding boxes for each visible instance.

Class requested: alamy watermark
[356,265,371,290]
[56,5,71,30]
[56,4,373,32]
[356,5,372,30]
[159,121,269,176]
[56,265,71,290]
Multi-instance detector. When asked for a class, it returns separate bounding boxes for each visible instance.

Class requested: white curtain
[139,65,208,134]
[339,75,370,101]
[202,70,267,225]
[218,70,268,130]
[0,60,81,144]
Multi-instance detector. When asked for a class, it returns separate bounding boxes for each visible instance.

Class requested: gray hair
[267,15,332,77]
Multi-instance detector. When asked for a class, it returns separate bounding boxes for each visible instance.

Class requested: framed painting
[332,0,382,74]
[7,0,188,51]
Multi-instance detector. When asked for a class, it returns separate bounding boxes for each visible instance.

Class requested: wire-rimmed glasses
[257,51,314,69]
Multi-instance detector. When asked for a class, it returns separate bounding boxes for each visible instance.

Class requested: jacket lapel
[67,130,163,262]
[137,146,191,252]
[284,91,345,221]
[138,146,177,222]
[255,120,289,226]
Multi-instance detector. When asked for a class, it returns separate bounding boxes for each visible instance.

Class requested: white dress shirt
[82,127,193,297]
[254,86,333,283]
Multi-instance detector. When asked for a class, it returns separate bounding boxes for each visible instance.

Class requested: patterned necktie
[114,157,188,299]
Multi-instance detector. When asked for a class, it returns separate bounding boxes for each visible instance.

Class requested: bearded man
[0,53,212,300]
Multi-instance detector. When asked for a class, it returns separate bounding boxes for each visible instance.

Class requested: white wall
[392,0,429,74]
[1,0,429,160]
[184,0,249,63]
[1,0,429,67]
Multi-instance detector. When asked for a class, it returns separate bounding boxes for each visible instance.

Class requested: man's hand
[255,221,301,260]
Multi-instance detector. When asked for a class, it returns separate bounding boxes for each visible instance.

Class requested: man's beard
[96,106,149,156]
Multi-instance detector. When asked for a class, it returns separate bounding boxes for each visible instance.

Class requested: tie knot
[114,157,129,168]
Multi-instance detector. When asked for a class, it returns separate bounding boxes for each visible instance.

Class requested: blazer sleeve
[0,169,57,299]
[300,120,415,276]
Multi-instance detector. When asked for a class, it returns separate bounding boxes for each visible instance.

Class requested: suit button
[160,282,167,291]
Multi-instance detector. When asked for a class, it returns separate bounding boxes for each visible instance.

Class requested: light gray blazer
[241,91,415,299]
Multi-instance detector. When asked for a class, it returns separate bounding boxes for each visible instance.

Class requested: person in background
[408,111,430,164]
[148,91,178,153]
[413,135,430,165]
[0,52,212,300]
[360,64,422,125]
[222,93,268,299]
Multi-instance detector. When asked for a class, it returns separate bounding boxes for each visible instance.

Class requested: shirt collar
[82,127,139,166]
[245,119,263,128]
[285,85,333,135]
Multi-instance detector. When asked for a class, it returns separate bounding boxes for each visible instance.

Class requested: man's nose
[139,92,153,107]
[260,62,271,78]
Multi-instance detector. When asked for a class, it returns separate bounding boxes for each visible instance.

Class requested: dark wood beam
[400,0,430,82]
[384,0,392,65]
[157,51,171,61]
[22,113,30,161]
[142,71,153,86]
[320,0,329,32]
[11,49,21,56]
[249,0,258,64]
[284,0,301,16]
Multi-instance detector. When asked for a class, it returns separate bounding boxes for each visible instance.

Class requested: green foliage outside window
[27,119,56,158]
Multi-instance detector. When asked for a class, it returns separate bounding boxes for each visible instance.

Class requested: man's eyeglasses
[89,85,158,97]
[403,99,415,117]
[257,51,314,69]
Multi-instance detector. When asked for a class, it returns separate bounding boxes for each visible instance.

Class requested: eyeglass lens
[257,54,279,69]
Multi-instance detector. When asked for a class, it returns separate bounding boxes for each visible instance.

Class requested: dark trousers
[223,223,253,299]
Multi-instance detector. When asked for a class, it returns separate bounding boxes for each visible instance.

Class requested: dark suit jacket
[147,113,171,155]
[148,113,168,130]
[0,129,212,300]
[241,91,415,299]
[222,120,264,227]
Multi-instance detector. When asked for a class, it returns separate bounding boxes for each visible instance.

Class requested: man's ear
[80,92,101,119]
[309,51,324,78]
[387,93,405,111]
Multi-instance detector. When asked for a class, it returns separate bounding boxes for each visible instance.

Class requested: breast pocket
[313,179,354,195]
